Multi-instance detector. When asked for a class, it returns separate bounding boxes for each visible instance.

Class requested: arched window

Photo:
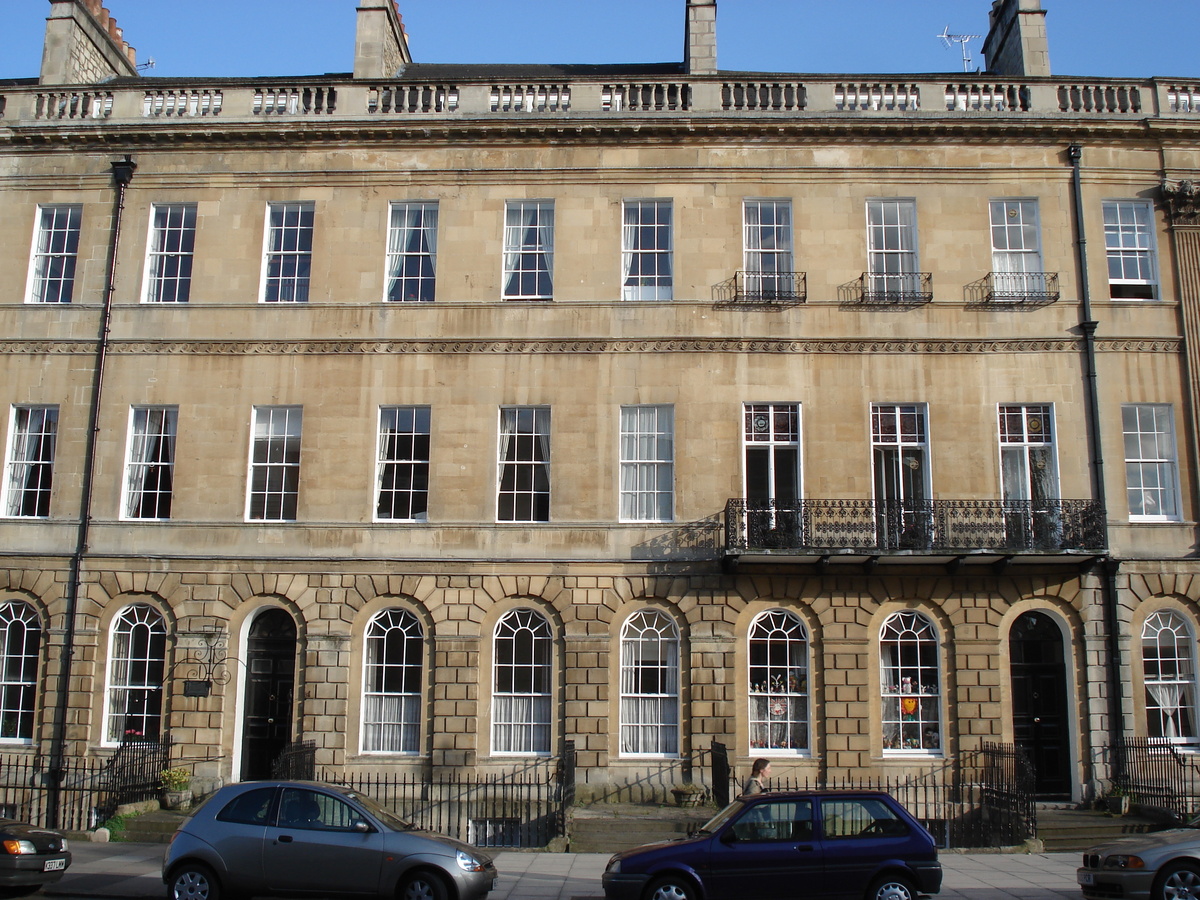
[619,609,679,757]
[105,604,167,743]
[749,610,809,754]
[0,602,40,742]
[879,610,941,754]
[1142,610,1199,744]
[362,609,423,754]
[492,608,552,755]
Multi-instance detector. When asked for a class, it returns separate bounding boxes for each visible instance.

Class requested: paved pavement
[42,841,1086,900]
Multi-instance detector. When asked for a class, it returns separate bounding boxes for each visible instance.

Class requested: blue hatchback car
[602,790,941,900]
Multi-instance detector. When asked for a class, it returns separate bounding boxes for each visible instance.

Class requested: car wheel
[398,870,448,900]
[169,863,221,900]
[1156,863,1200,900]
[645,876,697,900]
[866,874,916,900]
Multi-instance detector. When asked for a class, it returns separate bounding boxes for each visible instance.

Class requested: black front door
[1010,611,1071,797]
[241,609,297,781]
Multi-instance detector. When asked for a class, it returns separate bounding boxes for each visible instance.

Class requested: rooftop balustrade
[2,75,1198,126]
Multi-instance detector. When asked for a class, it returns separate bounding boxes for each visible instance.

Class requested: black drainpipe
[1067,144,1125,780]
[48,155,136,829]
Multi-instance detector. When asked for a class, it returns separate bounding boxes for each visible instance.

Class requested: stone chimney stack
[982,0,1050,77]
[40,0,139,85]
[354,0,412,80]
[685,0,717,76]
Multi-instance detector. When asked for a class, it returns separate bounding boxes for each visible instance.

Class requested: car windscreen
[343,790,413,831]
[698,799,747,833]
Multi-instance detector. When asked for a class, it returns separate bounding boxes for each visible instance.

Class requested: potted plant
[671,782,705,808]
[1104,785,1131,816]
[160,767,193,811]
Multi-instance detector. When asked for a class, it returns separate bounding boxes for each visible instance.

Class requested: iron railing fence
[709,741,1035,849]
[846,272,934,306]
[320,746,576,849]
[0,736,174,831]
[1111,737,1200,821]
[271,740,317,781]
[725,497,1107,555]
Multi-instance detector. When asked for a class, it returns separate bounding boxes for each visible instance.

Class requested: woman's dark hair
[751,757,770,776]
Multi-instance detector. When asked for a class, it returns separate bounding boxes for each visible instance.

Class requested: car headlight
[456,850,485,873]
[59,839,68,852]
[606,858,621,875]
[2,840,36,855]
[1105,855,1146,869]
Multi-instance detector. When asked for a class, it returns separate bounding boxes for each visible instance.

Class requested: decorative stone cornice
[1163,179,1200,227]
[0,337,1182,356]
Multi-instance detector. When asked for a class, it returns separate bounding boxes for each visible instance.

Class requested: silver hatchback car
[163,780,498,900]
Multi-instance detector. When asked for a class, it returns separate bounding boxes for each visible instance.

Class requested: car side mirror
[354,821,372,833]
[719,830,738,845]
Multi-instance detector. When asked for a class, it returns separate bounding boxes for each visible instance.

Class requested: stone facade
[1,0,1199,805]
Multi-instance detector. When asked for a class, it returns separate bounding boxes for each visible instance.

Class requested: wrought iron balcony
[969,271,1060,306]
[843,273,933,307]
[725,498,1107,556]
[713,271,807,306]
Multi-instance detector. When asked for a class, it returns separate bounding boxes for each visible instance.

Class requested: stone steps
[1035,807,1161,852]
[120,808,189,844]
[568,803,712,854]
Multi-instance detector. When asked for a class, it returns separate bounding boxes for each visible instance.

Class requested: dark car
[0,819,70,892]
[163,780,497,900]
[603,790,941,900]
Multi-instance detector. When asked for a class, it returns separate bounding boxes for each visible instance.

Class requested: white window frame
[866,199,919,296]
[261,202,314,303]
[497,407,550,523]
[3,406,58,519]
[246,406,303,522]
[143,203,197,303]
[1104,199,1159,300]
[123,406,177,521]
[491,608,553,757]
[989,199,1047,298]
[748,609,810,756]
[502,201,554,301]
[0,602,40,744]
[879,610,942,756]
[103,604,167,745]
[375,406,430,522]
[1142,610,1200,745]
[26,205,82,304]
[385,201,438,302]
[621,199,673,301]
[1123,404,1181,522]
[361,608,423,754]
[619,609,680,758]
[619,405,674,523]
[743,199,794,298]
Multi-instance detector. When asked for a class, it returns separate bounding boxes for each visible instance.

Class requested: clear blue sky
[2,0,1195,81]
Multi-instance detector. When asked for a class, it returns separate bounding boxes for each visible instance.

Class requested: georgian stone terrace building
[1,0,1199,805]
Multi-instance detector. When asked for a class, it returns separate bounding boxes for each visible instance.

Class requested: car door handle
[277,835,293,843]
[794,844,815,852]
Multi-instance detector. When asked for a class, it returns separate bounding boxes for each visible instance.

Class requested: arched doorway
[240,608,297,781]
[1009,610,1071,797]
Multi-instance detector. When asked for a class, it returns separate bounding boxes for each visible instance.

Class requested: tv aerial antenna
[137,58,156,72]
[937,26,980,73]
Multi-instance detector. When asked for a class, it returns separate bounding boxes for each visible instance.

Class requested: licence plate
[43,858,65,872]
[1078,872,1094,886]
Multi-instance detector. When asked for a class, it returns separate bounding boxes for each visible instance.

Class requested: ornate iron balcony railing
[979,271,1060,305]
[713,271,807,306]
[846,272,933,306]
[725,498,1107,555]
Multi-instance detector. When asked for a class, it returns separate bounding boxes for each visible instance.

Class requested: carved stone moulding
[1163,179,1200,227]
